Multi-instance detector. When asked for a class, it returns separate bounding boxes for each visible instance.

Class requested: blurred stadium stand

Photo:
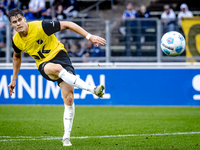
[147,0,200,18]
[0,0,200,63]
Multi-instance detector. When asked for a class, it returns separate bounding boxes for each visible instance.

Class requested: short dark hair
[7,8,24,21]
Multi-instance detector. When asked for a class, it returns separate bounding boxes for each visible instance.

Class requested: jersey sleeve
[12,40,22,53]
[42,20,61,36]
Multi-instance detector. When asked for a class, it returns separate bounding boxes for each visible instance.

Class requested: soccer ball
[160,31,186,56]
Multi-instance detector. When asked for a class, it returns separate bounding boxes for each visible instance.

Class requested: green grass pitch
[0,106,200,150]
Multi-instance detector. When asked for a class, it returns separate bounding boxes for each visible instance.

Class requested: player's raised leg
[44,63,105,97]
[59,81,75,146]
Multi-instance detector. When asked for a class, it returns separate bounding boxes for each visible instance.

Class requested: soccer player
[7,8,105,146]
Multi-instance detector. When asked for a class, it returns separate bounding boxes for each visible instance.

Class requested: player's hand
[8,80,16,96]
[89,35,106,47]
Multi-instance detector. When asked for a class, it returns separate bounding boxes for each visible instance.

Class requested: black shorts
[38,50,76,86]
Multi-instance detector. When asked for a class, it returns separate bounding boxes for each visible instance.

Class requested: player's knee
[63,92,74,105]
[53,64,63,75]
[45,63,63,76]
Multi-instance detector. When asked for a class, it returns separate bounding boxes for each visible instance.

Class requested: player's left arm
[8,51,22,96]
[60,21,106,46]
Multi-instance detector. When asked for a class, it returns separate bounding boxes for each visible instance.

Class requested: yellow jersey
[12,20,67,68]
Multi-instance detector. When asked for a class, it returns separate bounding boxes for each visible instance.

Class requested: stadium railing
[1,62,200,69]
[0,17,200,63]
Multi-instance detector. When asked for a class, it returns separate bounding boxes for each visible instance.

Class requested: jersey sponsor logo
[31,44,51,60]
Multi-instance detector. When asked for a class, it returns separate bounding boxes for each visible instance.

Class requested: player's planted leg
[62,103,74,146]
[60,82,75,146]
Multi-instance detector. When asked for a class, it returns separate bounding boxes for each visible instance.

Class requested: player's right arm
[60,21,106,47]
[41,20,106,47]
[8,40,23,96]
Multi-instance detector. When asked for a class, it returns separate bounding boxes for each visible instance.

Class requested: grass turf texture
[0,106,200,150]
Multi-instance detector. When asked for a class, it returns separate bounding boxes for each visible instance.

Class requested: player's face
[10,14,27,33]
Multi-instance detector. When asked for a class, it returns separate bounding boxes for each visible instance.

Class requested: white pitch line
[0,132,200,142]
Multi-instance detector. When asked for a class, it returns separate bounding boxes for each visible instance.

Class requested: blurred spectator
[120,2,137,56]
[56,5,67,20]
[85,40,105,57]
[136,5,150,18]
[63,41,70,51]
[178,3,193,27]
[66,41,86,58]
[76,41,86,57]
[122,2,137,20]
[63,0,79,18]
[161,5,176,33]
[1,0,20,14]
[68,44,77,57]
[120,2,137,36]
[135,5,151,55]
[136,5,151,42]
[7,0,19,12]
[50,0,63,20]
[63,41,83,58]
[63,41,76,57]
[19,0,30,8]
[65,40,89,59]
[29,0,45,19]
[21,4,35,21]
[40,8,52,20]
[51,0,63,9]
[0,0,7,8]
[0,1,6,15]
[0,8,8,47]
